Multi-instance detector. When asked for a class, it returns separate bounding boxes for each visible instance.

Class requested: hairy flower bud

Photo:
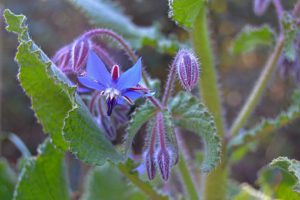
[253,0,271,16]
[100,116,116,140]
[145,152,156,180]
[156,148,172,181]
[175,49,199,91]
[71,37,91,73]
[52,44,71,70]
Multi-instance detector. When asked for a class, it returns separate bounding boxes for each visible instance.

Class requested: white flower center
[103,88,120,100]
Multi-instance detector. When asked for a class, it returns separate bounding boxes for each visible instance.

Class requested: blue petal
[116,58,142,90]
[122,90,143,101]
[86,50,111,87]
[78,76,105,90]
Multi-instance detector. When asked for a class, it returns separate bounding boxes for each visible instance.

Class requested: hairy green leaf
[233,183,273,200]
[282,13,299,61]
[13,139,70,200]
[231,25,274,55]
[169,92,221,172]
[169,0,205,29]
[66,0,180,53]
[4,9,122,164]
[0,159,17,200]
[228,90,300,153]
[125,102,157,156]
[81,162,147,200]
[258,157,300,199]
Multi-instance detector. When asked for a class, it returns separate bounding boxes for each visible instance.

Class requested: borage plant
[2,0,300,199]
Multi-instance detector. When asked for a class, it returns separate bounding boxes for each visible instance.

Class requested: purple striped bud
[175,49,199,91]
[253,0,271,16]
[144,121,157,180]
[100,116,116,140]
[71,37,91,73]
[145,152,156,180]
[156,148,172,181]
[52,44,72,70]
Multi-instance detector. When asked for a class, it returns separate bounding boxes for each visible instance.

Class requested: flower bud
[145,152,156,180]
[156,149,172,181]
[52,44,71,70]
[71,37,91,73]
[175,49,199,91]
[100,116,116,140]
[253,0,271,16]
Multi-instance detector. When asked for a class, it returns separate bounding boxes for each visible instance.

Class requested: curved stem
[92,45,115,68]
[229,35,285,137]
[0,132,31,158]
[162,55,179,106]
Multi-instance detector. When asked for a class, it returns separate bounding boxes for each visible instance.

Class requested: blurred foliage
[2,0,300,199]
[230,25,275,55]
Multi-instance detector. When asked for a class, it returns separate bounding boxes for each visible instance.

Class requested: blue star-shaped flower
[78,50,148,115]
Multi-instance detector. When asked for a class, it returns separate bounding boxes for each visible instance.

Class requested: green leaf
[233,183,273,200]
[81,162,147,200]
[169,0,205,29]
[4,9,122,164]
[228,89,300,154]
[66,0,181,53]
[231,25,275,55]
[258,157,300,199]
[0,158,17,200]
[282,13,299,61]
[125,102,157,155]
[63,101,123,165]
[13,139,70,200]
[169,91,221,172]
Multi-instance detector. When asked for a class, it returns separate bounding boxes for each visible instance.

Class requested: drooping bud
[71,37,91,73]
[100,116,116,140]
[155,112,173,181]
[144,121,157,180]
[175,49,200,91]
[145,152,156,180]
[52,44,72,70]
[253,0,271,16]
[156,148,172,181]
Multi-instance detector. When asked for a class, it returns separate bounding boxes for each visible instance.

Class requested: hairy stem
[230,35,285,137]
[191,3,227,200]
[176,130,200,200]
[117,163,167,200]
[162,61,177,106]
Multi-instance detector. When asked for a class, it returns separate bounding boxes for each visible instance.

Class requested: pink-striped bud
[100,116,116,141]
[156,148,172,181]
[52,44,72,70]
[253,0,271,16]
[71,37,91,73]
[145,152,156,180]
[175,49,200,91]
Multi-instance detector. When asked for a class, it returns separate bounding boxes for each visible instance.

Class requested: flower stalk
[230,35,285,137]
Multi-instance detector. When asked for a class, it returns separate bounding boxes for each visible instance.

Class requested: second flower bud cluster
[143,112,177,181]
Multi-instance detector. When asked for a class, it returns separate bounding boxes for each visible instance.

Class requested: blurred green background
[1,0,300,190]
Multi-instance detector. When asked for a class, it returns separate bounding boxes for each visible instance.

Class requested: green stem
[177,155,199,200]
[191,3,227,200]
[118,163,167,200]
[191,4,225,138]
[176,130,200,200]
[229,35,285,137]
